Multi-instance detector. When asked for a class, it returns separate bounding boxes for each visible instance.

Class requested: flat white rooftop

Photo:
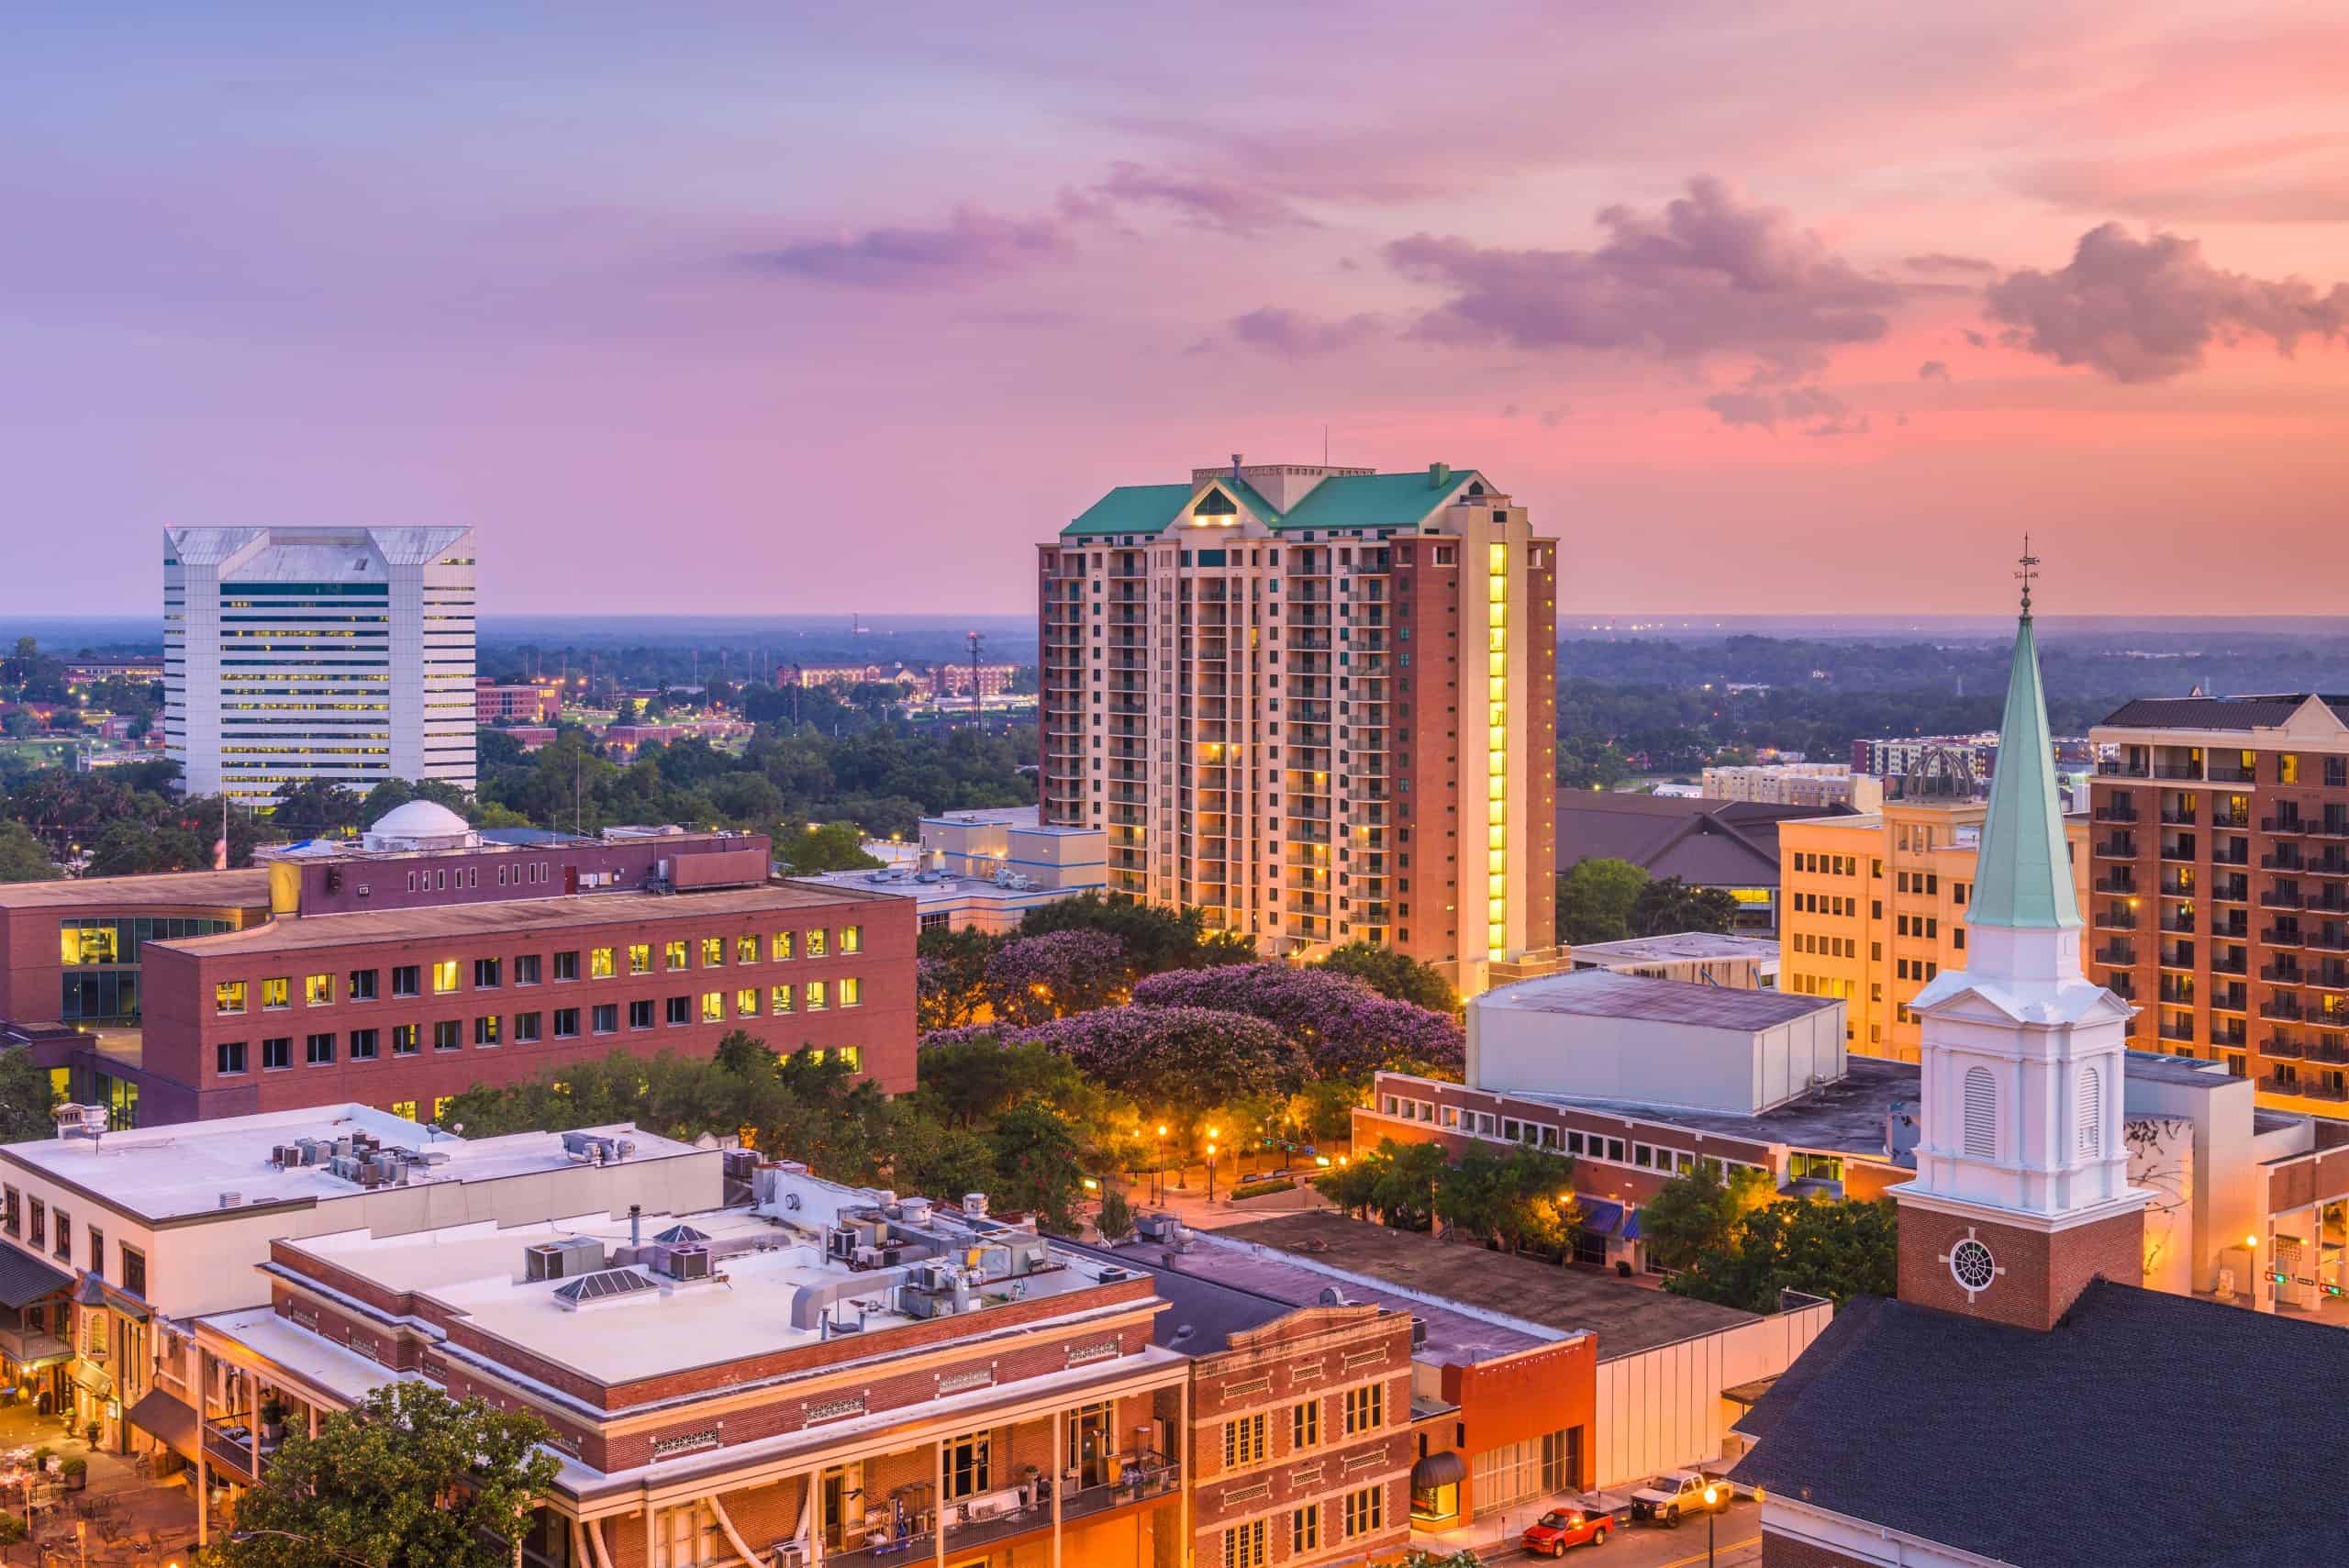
[275,1207,1130,1387]
[1571,932,1782,965]
[0,1106,704,1222]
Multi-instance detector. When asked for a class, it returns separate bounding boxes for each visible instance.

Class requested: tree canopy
[1556,856,1649,945]
[1666,1195,1899,1312]
[1631,874,1742,937]
[1309,941,1459,1016]
[214,1383,559,1568]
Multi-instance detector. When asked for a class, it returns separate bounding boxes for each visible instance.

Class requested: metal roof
[1969,613,2080,931]
[1477,968,1836,1030]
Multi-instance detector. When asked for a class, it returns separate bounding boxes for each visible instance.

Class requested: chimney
[629,1204,642,1246]
[1230,452,1243,482]
[1429,462,1450,488]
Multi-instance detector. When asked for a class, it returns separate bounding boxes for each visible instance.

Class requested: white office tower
[163,527,478,806]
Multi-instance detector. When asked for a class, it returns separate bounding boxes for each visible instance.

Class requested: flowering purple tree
[1130,962,1464,1081]
[1012,1006,1308,1126]
[983,930,1127,1026]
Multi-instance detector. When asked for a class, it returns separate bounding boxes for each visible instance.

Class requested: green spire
[1970,580,2080,931]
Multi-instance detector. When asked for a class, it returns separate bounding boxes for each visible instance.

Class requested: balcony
[2263,889,2306,910]
[2264,926,2306,948]
[2159,1021,2197,1044]
[2210,764,2255,784]
[2157,980,2196,1006]
[2099,761,2151,778]
[2262,999,2307,1022]
[2212,810,2254,830]
[2094,874,2140,896]
[2159,914,2197,935]
[2212,846,2252,867]
[2096,837,2141,860]
[2211,955,2249,976]
[2098,801,2143,823]
[2263,1034,2305,1058]
[2105,973,2138,1000]
[2263,817,2310,835]
[2154,806,2195,827]
[2092,943,2138,968]
[2264,962,2306,984]
[2094,906,2142,931]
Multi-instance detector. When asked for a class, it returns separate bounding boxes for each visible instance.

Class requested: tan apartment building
[1038,460,1558,995]
[1776,799,2089,1062]
[2087,695,2349,1112]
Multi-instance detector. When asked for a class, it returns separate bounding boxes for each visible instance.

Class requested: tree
[1016,894,1252,980]
[215,1382,559,1568]
[1130,962,1464,1083]
[982,930,1126,1025]
[1311,1138,1448,1232]
[1312,941,1459,1016]
[988,1103,1086,1232]
[1630,874,1741,938]
[777,822,883,875]
[1096,1184,1134,1242]
[1668,1196,1898,1313]
[917,926,997,1031]
[0,1049,58,1143]
[1556,857,1649,945]
[0,822,59,883]
[1008,1006,1310,1133]
[885,1102,1002,1205]
[1639,1158,1777,1272]
[913,1038,1090,1129]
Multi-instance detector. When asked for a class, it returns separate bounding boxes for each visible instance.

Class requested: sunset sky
[5,2,2344,618]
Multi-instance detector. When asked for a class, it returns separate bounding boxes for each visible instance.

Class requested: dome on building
[362,799,479,852]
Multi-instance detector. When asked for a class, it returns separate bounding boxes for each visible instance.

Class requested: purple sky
[5,2,2345,618]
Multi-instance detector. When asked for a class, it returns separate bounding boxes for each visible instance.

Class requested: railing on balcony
[2106,973,2138,1000]
[2099,760,2150,778]
[2159,1021,2197,1043]
[2092,943,2138,968]
[2262,999,2307,1021]
[2095,906,2142,930]
[2211,955,2249,976]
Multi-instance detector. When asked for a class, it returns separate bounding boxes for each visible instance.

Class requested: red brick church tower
[1890,559,2149,1331]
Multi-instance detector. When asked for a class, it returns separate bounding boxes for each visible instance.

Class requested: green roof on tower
[1968,548,2081,931]
[1060,465,1479,539]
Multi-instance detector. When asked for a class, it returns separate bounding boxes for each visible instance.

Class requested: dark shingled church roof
[1731,1281,2349,1568]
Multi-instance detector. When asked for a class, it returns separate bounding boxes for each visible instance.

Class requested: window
[27,1200,42,1250]
[841,925,862,955]
[350,1029,379,1061]
[514,953,541,985]
[1221,1519,1267,1568]
[121,1245,146,1299]
[553,1008,580,1039]
[943,1432,991,1501]
[306,1032,335,1065]
[476,1015,502,1046]
[515,1011,542,1042]
[1223,1412,1267,1467]
[1343,1485,1385,1540]
[262,1037,292,1071]
[215,981,247,1015]
[431,960,460,994]
[304,973,334,1006]
[666,995,690,1025]
[1344,1384,1384,1435]
[700,937,725,967]
[2077,1063,2102,1157]
[51,1211,68,1263]
[434,1020,462,1051]
[736,935,759,964]
[737,987,759,1019]
[349,968,379,1002]
[590,947,616,980]
[1,1188,14,1236]
[553,950,580,982]
[261,977,290,1011]
[392,1024,418,1055]
[837,1045,862,1073]
[392,965,420,997]
[840,976,863,1007]
[87,1227,102,1279]
[701,992,724,1024]
[474,958,502,989]
[1963,1066,1998,1160]
[618,998,650,1030]
[1291,1505,1319,1555]
[1292,1399,1319,1450]
[626,943,651,976]
[772,931,795,962]
[771,985,795,1016]
[664,940,689,970]
[807,929,828,959]
[1788,1151,1842,1183]
[806,981,829,1012]
[217,1040,248,1075]
[391,1099,418,1121]
[591,1004,618,1035]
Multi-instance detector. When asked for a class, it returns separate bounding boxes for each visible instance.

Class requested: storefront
[68,1276,150,1454]
[0,1249,73,1417]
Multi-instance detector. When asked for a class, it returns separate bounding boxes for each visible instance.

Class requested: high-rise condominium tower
[1039,460,1557,994]
[163,527,478,806]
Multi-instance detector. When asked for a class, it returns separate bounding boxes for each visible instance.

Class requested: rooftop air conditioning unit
[663,1244,712,1282]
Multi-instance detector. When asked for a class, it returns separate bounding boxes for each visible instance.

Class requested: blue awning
[1622,1208,1646,1241]
[1576,1198,1625,1237]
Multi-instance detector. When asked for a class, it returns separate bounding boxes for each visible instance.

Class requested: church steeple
[1891,550,2148,1332]
[1968,548,2080,934]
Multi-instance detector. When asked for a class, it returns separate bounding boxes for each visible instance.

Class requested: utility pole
[967,630,984,730]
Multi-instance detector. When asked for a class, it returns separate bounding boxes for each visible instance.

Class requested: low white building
[798,806,1108,934]
[0,1103,718,1472]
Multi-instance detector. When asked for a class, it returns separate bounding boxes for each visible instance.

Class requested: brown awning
[125,1387,201,1464]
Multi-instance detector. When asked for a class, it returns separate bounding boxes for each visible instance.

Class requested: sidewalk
[0,1404,200,1565]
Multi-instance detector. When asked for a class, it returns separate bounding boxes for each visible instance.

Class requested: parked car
[1520,1499,1615,1555]
[1629,1470,1735,1527]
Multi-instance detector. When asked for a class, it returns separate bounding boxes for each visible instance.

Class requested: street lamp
[1207,1140,1219,1202]
[1702,1485,1720,1566]
[1155,1125,1168,1204]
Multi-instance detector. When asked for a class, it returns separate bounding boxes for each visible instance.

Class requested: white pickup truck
[1628,1469,1743,1527]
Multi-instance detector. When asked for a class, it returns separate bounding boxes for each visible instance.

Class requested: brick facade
[1896,1201,2145,1332]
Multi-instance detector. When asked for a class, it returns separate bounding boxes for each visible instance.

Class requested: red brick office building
[0,804,914,1127]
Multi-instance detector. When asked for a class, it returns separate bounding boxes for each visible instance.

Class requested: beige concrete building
[1039,460,1558,995]
[1776,800,2090,1062]
[1701,764,1879,812]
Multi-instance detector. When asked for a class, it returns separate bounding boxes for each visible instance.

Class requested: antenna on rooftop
[967,630,984,730]
[2016,534,2040,618]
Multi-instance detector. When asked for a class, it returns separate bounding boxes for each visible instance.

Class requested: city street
[1474,1501,1761,1566]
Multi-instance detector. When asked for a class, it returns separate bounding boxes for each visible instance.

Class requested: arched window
[2078,1063,2103,1157]
[1962,1066,1998,1160]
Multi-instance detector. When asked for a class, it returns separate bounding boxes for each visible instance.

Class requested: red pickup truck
[1520,1501,1613,1555]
